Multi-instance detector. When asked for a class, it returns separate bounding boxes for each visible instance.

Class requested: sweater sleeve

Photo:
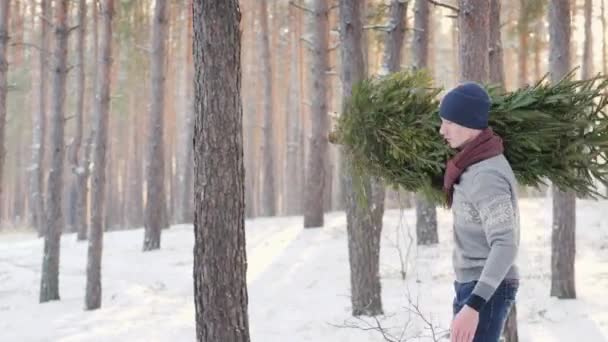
[464,169,519,312]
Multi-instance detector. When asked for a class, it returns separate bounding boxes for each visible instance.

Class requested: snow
[1,197,608,341]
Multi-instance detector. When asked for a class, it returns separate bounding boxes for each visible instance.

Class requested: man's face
[439,119,479,149]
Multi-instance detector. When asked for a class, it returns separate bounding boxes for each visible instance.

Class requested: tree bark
[549,0,576,299]
[458,0,489,82]
[86,0,113,311]
[489,0,505,86]
[40,0,69,303]
[582,0,593,79]
[193,1,250,341]
[284,3,303,216]
[68,0,87,237]
[602,0,607,77]
[258,0,277,217]
[518,0,529,87]
[304,0,329,228]
[144,0,168,251]
[380,0,407,75]
[0,0,10,224]
[340,0,384,317]
[30,0,49,237]
[178,2,194,224]
[411,0,438,246]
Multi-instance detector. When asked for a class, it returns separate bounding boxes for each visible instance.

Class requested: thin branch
[134,43,151,54]
[328,3,339,11]
[300,37,314,50]
[11,41,49,54]
[325,70,339,76]
[64,115,76,122]
[37,14,53,27]
[364,24,391,32]
[289,1,315,15]
[67,25,80,35]
[328,42,341,51]
[426,0,460,13]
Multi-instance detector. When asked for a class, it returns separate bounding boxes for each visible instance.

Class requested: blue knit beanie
[439,82,491,129]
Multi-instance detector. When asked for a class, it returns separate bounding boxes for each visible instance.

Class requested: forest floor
[1,197,608,341]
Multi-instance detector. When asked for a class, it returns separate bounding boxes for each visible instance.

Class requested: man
[438,82,520,342]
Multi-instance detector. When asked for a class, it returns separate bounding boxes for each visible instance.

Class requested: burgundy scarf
[444,128,504,207]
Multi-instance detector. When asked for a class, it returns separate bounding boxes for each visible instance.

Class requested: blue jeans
[453,279,519,342]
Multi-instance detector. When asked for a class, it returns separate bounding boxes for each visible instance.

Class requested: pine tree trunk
[489,0,505,86]
[85,0,113,310]
[518,0,528,87]
[30,0,49,237]
[0,0,10,223]
[78,0,99,241]
[534,20,543,82]
[304,0,329,228]
[459,0,489,82]
[127,101,143,228]
[193,1,250,341]
[340,0,384,317]
[68,0,87,236]
[411,0,438,245]
[602,0,607,77]
[549,0,576,299]
[380,0,407,75]
[177,3,194,224]
[40,0,69,303]
[258,0,276,217]
[412,0,428,72]
[144,0,168,251]
[284,3,303,216]
[582,0,593,79]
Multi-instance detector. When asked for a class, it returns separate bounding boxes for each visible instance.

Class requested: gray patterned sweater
[451,154,520,311]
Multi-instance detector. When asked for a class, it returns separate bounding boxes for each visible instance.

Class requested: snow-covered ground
[1,197,608,342]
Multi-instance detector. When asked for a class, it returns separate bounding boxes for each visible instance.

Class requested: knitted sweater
[451,154,520,311]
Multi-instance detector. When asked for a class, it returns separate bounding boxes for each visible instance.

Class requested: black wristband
[465,294,487,312]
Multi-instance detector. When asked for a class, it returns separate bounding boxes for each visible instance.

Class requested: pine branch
[364,24,391,32]
[289,1,315,15]
[11,41,50,54]
[426,0,460,13]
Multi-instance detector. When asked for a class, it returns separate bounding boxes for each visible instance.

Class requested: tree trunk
[78,0,99,241]
[411,0,438,246]
[602,0,607,77]
[304,0,329,228]
[582,0,593,79]
[412,0,428,72]
[177,2,194,224]
[518,0,528,87]
[549,0,576,299]
[68,0,87,236]
[86,0,113,311]
[127,97,143,228]
[40,0,69,303]
[30,0,49,237]
[193,1,250,341]
[380,0,407,75]
[257,0,276,217]
[144,0,168,251]
[534,19,543,82]
[340,0,384,317]
[0,0,10,223]
[284,3,303,216]
[489,0,505,86]
[459,0,489,82]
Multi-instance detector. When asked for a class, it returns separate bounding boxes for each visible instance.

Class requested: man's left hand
[451,305,479,342]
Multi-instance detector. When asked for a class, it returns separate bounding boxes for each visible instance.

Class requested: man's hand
[451,305,479,342]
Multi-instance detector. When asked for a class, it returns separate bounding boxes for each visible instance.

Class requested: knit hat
[439,82,491,129]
